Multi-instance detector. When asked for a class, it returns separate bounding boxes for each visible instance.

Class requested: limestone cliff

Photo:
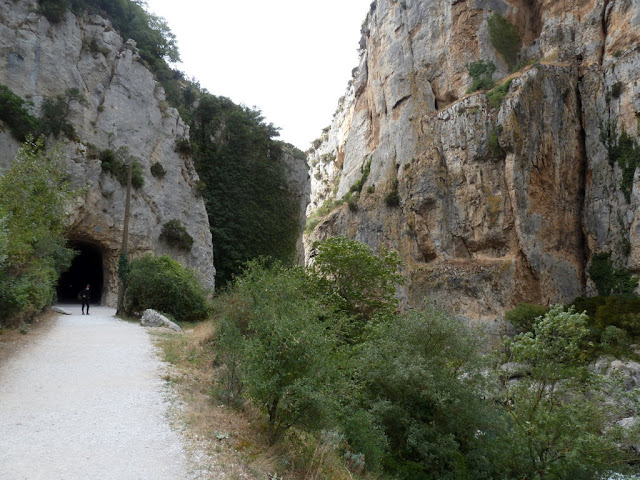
[0,0,215,305]
[307,0,640,320]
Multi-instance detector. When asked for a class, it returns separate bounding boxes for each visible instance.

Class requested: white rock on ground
[141,309,183,333]
[0,306,191,479]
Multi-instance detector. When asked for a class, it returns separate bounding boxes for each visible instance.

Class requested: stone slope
[307,0,640,319]
[0,0,215,305]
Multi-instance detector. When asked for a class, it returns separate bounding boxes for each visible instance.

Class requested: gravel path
[0,305,190,480]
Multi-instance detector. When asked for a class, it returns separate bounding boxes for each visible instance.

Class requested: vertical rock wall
[0,0,215,305]
[307,0,640,320]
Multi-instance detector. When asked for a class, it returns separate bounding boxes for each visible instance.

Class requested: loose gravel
[0,306,190,480]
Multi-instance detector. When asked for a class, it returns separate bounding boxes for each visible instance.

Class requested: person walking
[80,284,91,315]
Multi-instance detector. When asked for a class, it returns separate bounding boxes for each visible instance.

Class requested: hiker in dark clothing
[80,284,91,315]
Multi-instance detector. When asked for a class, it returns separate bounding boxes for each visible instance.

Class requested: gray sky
[145,0,371,149]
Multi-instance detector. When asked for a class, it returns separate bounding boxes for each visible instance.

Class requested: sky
[144,0,372,150]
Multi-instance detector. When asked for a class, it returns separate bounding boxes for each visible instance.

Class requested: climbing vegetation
[189,94,301,287]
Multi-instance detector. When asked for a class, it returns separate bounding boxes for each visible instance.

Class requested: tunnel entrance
[56,241,104,304]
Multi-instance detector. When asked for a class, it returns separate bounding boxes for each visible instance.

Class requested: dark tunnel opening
[56,241,104,304]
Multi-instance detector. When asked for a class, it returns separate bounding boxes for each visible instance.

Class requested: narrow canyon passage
[0,307,189,479]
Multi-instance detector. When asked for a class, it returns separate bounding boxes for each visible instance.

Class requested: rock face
[0,0,215,305]
[307,0,640,319]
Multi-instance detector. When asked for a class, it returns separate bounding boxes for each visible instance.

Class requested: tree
[500,305,639,479]
[0,138,77,324]
[309,236,404,343]
[350,306,492,479]
[220,261,338,443]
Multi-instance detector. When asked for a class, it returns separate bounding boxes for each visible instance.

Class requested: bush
[588,252,638,296]
[350,157,372,194]
[600,325,632,350]
[486,79,512,109]
[504,302,548,333]
[220,261,338,443]
[40,88,85,140]
[309,236,404,342]
[124,254,210,323]
[602,127,640,202]
[591,296,640,336]
[100,147,145,189]
[150,162,166,179]
[467,60,495,93]
[487,125,504,157]
[487,13,521,71]
[38,0,70,23]
[160,219,193,250]
[174,138,192,156]
[0,85,42,142]
[384,179,400,207]
[352,306,491,479]
[611,82,623,99]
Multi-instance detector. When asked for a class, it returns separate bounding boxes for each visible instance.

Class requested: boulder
[140,309,182,333]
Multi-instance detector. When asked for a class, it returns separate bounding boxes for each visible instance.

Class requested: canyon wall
[0,0,215,305]
[307,0,640,321]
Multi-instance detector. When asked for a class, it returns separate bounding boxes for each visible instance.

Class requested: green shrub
[304,197,344,234]
[124,254,209,323]
[222,261,338,443]
[487,124,504,157]
[174,138,192,156]
[384,179,400,207]
[592,297,640,336]
[150,162,166,179]
[350,157,372,194]
[345,191,358,211]
[486,79,512,109]
[600,325,632,349]
[467,60,496,93]
[40,88,85,140]
[569,296,608,317]
[353,306,491,479]
[502,305,633,478]
[0,85,42,142]
[600,124,640,202]
[588,252,638,296]
[611,82,623,99]
[100,147,144,189]
[160,219,193,250]
[504,302,548,332]
[309,236,404,342]
[487,13,521,71]
[38,0,70,23]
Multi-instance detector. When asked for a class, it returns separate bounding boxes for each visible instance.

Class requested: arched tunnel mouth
[56,241,104,304]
